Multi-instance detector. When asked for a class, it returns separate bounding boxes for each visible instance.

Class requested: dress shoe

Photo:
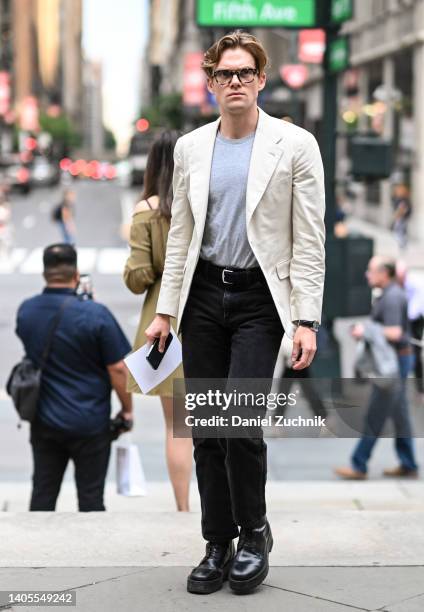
[229,520,273,594]
[334,466,367,480]
[383,466,419,478]
[187,541,235,594]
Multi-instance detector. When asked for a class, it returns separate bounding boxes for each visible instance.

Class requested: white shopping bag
[116,435,147,496]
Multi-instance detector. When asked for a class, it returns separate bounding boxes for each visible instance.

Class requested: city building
[61,0,83,127]
[146,0,181,103]
[0,0,13,155]
[341,0,424,237]
[0,0,13,72]
[11,0,83,128]
[144,0,423,237]
[82,60,104,157]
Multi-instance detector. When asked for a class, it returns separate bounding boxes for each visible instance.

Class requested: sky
[82,0,148,154]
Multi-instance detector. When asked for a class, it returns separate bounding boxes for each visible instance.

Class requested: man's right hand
[145,314,171,352]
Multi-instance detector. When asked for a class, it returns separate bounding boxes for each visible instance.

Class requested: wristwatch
[293,320,320,332]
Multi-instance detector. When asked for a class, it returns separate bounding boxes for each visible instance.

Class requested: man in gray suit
[146,31,326,595]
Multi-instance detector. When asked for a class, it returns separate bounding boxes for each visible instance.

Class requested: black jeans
[30,419,111,511]
[181,260,284,543]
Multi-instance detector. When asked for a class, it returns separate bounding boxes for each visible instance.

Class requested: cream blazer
[156,107,326,372]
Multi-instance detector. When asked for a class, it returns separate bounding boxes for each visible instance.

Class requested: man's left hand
[291,326,317,370]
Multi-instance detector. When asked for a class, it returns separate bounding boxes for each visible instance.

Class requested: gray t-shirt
[200,130,257,268]
[372,282,410,349]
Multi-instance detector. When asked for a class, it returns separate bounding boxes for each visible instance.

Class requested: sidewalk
[346,217,424,273]
[1,481,424,611]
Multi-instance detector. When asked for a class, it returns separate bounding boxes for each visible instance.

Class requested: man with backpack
[16,243,132,511]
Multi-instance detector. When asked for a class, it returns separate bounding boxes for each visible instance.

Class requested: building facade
[82,61,103,158]
[144,0,424,238]
[342,0,424,237]
[11,0,83,128]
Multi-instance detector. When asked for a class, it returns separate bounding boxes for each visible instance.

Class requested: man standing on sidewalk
[336,256,419,480]
[16,244,133,511]
[145,31,325,595]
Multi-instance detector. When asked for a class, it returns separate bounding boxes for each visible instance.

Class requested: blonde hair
[201,30,268,78]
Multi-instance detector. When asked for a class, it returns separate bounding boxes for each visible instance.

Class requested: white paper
[124,335,182,394]
[116,437,147,496]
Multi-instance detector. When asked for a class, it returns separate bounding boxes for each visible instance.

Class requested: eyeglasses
[213,67,258,86]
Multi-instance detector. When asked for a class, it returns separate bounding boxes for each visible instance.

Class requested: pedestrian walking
[335,256,419,480]
[397,261,424,396]
[52,189,76,244]
[16,243,133,511]
[123,130,192,512]
[145,31,325,595]
[0,183,13,258]
[391,184,411,250]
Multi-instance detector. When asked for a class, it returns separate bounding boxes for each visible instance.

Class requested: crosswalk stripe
[19,247,43,274]
[0,248,28,273]
[97,248,129,274]
[77,248,98,273]
[0,247,129,275]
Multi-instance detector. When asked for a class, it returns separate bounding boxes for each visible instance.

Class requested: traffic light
[136,118,150,133]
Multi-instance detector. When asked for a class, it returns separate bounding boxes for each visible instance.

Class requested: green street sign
[331,0,353,24]
[328,36,349,73]
[196,0,316,28]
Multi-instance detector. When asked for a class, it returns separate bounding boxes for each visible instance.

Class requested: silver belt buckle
[222,269,234,284]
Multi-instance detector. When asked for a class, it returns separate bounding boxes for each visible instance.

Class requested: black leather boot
[229,520,273,594]
[187,541,235,594]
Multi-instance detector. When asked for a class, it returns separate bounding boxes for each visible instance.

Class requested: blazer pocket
[274,167,292,183]
[276,172,292,184]
[276,258,291,280]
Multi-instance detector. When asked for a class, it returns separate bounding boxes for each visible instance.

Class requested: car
[128,132,154,185]
[30,157,60,187]
[0,156,31,194]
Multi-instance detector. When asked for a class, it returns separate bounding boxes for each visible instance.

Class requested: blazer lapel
[188,116,220,229]
[246,108,284,225]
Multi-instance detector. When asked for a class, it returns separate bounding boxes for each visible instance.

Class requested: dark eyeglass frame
[213,67,259,86]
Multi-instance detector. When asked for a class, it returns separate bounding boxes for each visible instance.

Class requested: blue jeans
[59,221,75,245]
[352,353,418,473]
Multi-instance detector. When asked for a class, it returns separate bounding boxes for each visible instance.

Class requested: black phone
[146,333,173,370]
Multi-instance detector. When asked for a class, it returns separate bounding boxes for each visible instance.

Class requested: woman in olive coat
[123,131,192,511]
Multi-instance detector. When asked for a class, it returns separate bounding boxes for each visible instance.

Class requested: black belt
[196,258,266,289]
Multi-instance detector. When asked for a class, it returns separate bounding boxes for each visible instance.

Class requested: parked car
[30,156,60,187]
[0,156,31,194]
[127,132,154,185]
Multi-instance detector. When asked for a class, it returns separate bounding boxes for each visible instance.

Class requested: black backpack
[52,203,63,222]
[6,298,73,422]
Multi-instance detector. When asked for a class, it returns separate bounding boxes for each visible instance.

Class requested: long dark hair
[142,130,181,220]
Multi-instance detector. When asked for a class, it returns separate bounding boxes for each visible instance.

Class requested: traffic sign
[183,52,207,107]
[328,36,349,73]
[196,0,316,28]
[280,65,309,89]
[331,0,353,24]
[298,29,326,64]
